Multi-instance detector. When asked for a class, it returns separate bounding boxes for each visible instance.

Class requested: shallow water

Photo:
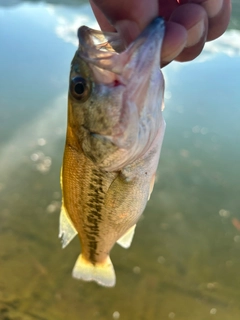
[0,1,240,319]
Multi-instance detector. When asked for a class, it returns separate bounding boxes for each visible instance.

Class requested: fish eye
[70,76,89,100]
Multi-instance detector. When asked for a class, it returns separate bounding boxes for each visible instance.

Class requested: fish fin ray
[72,254,116,287]
[117,224,136,249]
[59,205,77,249]
[148,174,156,200]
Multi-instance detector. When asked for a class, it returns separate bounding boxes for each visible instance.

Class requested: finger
[158,0,179,19]
[170,3,208,62]
[90,0,158,44]
[90,0,115,32]
[179,0,232,41]
[201,0,232,41]
[161,21,187,67]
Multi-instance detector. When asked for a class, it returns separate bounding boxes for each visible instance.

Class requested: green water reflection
[0,1,240,319]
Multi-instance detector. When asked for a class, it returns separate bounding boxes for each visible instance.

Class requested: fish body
[60,17,166,287]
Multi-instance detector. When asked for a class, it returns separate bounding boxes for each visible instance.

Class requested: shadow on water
[0,1,240,319]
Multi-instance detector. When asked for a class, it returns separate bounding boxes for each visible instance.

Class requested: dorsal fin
[59,205,77,248]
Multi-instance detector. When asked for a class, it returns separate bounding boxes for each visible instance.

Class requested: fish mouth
[77,17,165,82]
[77,26,124,76]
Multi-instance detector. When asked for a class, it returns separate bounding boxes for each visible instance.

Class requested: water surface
[0,1,240,319]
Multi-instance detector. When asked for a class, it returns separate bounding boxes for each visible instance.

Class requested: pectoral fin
[117,224,136,249]
[59,205,77,248]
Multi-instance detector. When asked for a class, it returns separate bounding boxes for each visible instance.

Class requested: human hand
[89,0,231,66]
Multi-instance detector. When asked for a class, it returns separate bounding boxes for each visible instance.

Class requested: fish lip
[138,17,165,40]
[125,17,165,70]
[77,17,165,53]
[77,26,123,77]
[77,26,122,64]
[76,17,165,76]
[77,26,124,54]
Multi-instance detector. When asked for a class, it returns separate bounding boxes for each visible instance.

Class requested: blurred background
[0,0,240,319]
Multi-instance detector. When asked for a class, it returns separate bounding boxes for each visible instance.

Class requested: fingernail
[202,0,223,18]
[186,19,204,47]
[114,20,141,46]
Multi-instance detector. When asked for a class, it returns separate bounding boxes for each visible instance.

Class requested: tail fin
[72,254,116,287]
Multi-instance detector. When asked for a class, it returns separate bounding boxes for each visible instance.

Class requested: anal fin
[72,254,116,287]
[148,174,156,200]
[59,205,77,248]
[117,224,136,249]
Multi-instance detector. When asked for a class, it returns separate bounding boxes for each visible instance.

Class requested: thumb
[90,0,159,44]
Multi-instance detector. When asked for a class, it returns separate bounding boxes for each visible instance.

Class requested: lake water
[0,1,240,319]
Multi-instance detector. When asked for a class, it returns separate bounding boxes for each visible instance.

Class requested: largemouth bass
[60,17,166,287]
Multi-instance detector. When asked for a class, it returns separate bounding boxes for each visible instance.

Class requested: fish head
[68,18,165,169]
